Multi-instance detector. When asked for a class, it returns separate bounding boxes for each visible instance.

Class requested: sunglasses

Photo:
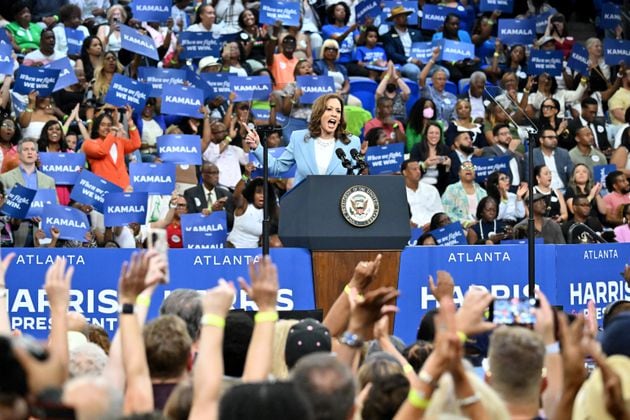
[324,47,338,51]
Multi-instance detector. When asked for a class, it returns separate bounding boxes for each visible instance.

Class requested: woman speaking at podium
[245,93,362,184]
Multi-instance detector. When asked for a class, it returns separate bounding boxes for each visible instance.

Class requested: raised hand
[202,279,236,317]
[239,255,279,312]
[428,270,454,302]
[349,254,382,293]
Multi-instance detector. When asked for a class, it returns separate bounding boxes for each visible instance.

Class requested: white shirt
[394,27,412,57]
[314,137,335,175]
[468,93,485,121]
[202,143,249,189]
[542,151,565,191]
[141,119,163,147]
[406,183,444,227]
[186,23,218,33]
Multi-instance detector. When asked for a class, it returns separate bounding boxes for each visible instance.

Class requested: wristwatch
[339,331,364,348]
[118,303,134,314]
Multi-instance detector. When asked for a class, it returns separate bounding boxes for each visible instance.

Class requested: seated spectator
[514,193,566,243]
[363,97,406,144]
[183,163,235,229]
[220,382,315,420]
[202,121,249,190]
[238,9,268,72]
[536,98,571,149]
[568,97,612,154]
[565,163,607,218]
[493,71,533,125]
[96,5,126,53]
[569,126,607,174]
[614,204,630,242]
[220,41,251,77]
[314,40,361,106]
[405,98,439,153]
[375,61,410,122]
[441,161,487,227]
[419,48,457,124]
[280,22,313,63]
[487,43,528,86]
[186,4,218,33]
[608,67,630,126]
[530,128,573,195]
[171,0,192,33]
[603,170,630,226]
[52,4,91,58]
[532,164,569,223]
[402,159,444,229]
[23,29,66,67]
[526,72,587,120]
[445,99,488,148]
[321,3,357,68]
[0,117,21,173]
[214,0,245,35]
[6,1,42,53]
[483,123,525,189]
[134,99,168,163]
[431,13,479,83]
[84,51,124,109]
[364,127,388,146]
[458,71,490,121]
[611,126,630,177]
[562,194,604,243]
[351,25,387,80]
[485,171,526,225]
[447,130,475,183]
[409,122,451,194]
[471,12,501,69]
[380,6,423,80]
[467,196,511,244]
[18,92,59,140]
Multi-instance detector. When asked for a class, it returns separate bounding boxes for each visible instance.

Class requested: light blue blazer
[252,129,362,185]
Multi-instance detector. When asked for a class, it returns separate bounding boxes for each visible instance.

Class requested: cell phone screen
[490,298,539,325]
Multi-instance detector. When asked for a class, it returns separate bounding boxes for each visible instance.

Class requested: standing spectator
[238,9,267,72]
[84,51,124,109]
[183,163,235,229]
[6,2,42,53]
[186,4,217,33]
[483,123,525,190]
[77,36,104,83]
[71,0,110,28]
[441,160,487,227]
[568,126,607,174]
[213,0,246,35]
[419,48,457,124]
[536,98,571,150]
[266,31,299,91]
[541,13,574,59]
[171,0,191,33]
[52,4,90,57]
[530,128,574,194]
[402,159,444,230]
[0,117,20,173]
[585,37,611,93]
[608,67,630,126]
[568,97,612,154]
[18,91,58,140]
[409,122,451,194]
[375,61,410,123]
[525,72,587,119]
[321,3,356,67]
[380,6,423,80]
[23,29,65,66]
[202,122,249,190]
[603,170,630,226]
[431,14,479,83]
[363,97,405,144]
[96,5,126,53]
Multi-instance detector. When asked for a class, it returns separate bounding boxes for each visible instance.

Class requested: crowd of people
[0,0,628,247]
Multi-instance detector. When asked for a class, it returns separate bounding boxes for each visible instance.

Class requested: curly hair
[38,120,69,152]
[326,2,350,25]
[306,93,350,144]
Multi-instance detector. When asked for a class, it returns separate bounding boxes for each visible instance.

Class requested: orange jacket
[82,130,141,188]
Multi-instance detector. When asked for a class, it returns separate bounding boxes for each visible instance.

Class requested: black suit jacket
[184,184,235,229]
[482,145,525,185]
[568,118,612,152]
[381,27,424,65]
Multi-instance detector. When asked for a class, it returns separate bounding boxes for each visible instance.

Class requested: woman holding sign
[245,93,361,184]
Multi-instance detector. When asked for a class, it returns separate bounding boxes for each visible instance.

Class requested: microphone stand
[261,130,270,256]
[484,87,538,298]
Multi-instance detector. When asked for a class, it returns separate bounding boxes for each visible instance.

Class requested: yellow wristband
[383,74,390,80]
[403,364,414,374]
[135,295,151,308]
[457,331,467,343]
[201,313,226,328]
[344,284,364,299]
[129,126,137,131]
[407,389,430,409]
[254,311,279,323]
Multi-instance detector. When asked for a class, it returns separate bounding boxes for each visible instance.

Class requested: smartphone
[489,297,540,325]
[147,228,169,284]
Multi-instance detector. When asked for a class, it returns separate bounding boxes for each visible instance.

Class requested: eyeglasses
[1,123,15,129]
[461,163,476,170]
[324,47,338,52]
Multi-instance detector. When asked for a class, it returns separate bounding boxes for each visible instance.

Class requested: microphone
[336,148,354,174]
[350,148,368,171]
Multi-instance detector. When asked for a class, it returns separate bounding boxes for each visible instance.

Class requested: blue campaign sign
[104,73,150,112]
[181,212,228,248]
[4,248,315,339]
[420,4,449,30]
[0,28,10,45]
[471,155,510,183]
[104,192,148,226]
[44,57,79,92]
[296,76,335,104]
[70,170,123,212]
[0,42,14,75]
[593,164,616,195]
[604,38,630,66]
[230,75,272,102]
[535,8,556,34]
[479,0,513,13]
[382,2,418,27]
[567,43,589,75]
[555,243,630,323]
[250,147,296,178]
[13,66,60,96]
[250,109,288,125]
[497,18,536,46]
[129,162,176,195]
[157,134,202,165]
[528,50,563,76]
[178,31,224,59]
[410,41,436,62]
[64,27,85,55]
[365,143,404,175]
[200,72,231,100]
[438,39,475,62]
[132,0,171,22]
[259,0,300,26]
[137,67,186,97]
[601,3,621,30]
[185,68,214,101]
[41,205,90,241]
[25,189,58,218]
[355,0,380,22]
[0,185,36,219]
[408,227,423,246]
[120,24,158,60]
[39,152,86,185]
[161,84,204,118]
[429,221,466,246]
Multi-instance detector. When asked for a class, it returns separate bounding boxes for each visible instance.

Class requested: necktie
[207,192,214,209]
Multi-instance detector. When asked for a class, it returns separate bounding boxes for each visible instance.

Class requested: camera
[489,297,540,325]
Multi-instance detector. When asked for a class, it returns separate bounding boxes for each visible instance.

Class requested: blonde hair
[271,319,299,379]
[91,52,123,100]
[320,39,340,60]
[106,5,127,23]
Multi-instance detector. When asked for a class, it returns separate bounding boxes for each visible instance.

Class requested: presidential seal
[340,185,380,227]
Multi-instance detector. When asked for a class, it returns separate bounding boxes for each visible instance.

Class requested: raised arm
[0,253,16,334]
[419,48,440,88]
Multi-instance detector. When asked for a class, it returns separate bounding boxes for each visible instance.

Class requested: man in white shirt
[202,122,249,190]
[402,159,444,229]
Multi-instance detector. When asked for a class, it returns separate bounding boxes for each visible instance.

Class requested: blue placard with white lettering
[178,31,225,59]
[603,38,630,66]
[25,189,58,218]
[438,39,475,62]
[429,221,466,246]
[601,3,621,30]
[181,212,228,248]
[471,155,510,183]
[0,185,36,219]
[408,228,423,246]
[44,57,79,92]
[382,2,418,27]
[528,50,563,76]
[64,27,85,55]
[230,75,272,102]
[355,0,380,22]
[259,0,300,26]
[157,134,202,165]
[249,147,296,178]
[365,143,405,175]
[39,152,86,185]
[410,41,436,62]
[593,164,616,195]
[120,24,158,60]
[103,73,150,112]
[137,67,186,97]
[0,42,14,75]
[13,66,60,96]
[296,76,335,104]
[104,192,148,226]
[479,0,513,13]
[567,43,589,75]
[129,162,176,195]
[70,170,123,213]
[200,72,231,100]
[186,68,214,101]
[161,84,204,118]
[535,8,556,34]
[132,0,171,22]
[420,4,448,30]
[41,205,90,241]
[250,109,288,125]
[497,18,536,46]
[0,29,10,45]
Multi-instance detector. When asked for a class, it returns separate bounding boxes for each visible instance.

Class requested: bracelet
[86,119,93,125]
[383,74,390,80]
[343,284,364,299]
[493,52,500,57]
[201,313,226,328]
[580,77,588,84]
[418,370,436,387]
[25,108,33,113]
[169,58,179,65]
[545,341,560,354]
[523,88,530,94]
[457,393,481,407]
[241,174,249,182]
[487,19,495,25]
[254,311,279,323]
[129,125,137,131]
[392,123,399,129]
[269,103,276,108]
[456,331,467,343]
[407,389,430,409]
[403,364,414,374]
[136,295,151,308]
